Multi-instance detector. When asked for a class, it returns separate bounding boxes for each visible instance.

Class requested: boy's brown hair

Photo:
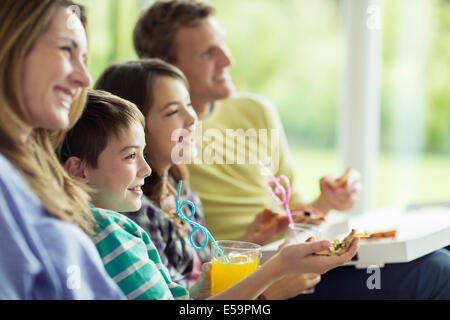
[58,90,145,169]
[94,59,190,235]
[133,0,215,62]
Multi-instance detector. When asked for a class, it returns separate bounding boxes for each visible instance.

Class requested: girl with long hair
[93,58,357,299]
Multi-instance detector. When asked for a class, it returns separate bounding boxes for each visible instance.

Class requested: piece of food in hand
[306,229,369,256]
[367,230,397,239]
[258,208,277,230]
[290,205,325,225]
[328,167,352,189]
[257,208,288,233]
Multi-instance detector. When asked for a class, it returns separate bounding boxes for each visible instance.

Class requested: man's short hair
[133,0,215,62]
[58,90,145,169]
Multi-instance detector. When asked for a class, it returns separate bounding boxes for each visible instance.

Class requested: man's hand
[315,168,362,213]
[242,209,289,245]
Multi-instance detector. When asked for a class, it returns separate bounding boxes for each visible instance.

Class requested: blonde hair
[0,0,96,236]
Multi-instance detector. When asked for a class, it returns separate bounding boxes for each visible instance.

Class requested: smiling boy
[58,89,190,299]
[60,90,150,212]
[57,84,363,301]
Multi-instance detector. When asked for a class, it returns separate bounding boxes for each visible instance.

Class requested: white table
[261,207,450,269]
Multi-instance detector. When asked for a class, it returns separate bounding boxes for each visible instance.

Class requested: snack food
[328,167,352,189]
[367,230,397,239]
[257,208,289,233]
[306,229,369,256]
[290,205,325,225]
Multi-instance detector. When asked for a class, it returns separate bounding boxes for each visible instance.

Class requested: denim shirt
[0,153,124,300]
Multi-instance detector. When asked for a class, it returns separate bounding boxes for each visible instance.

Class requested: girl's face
[84,122,151,212]
[21,7,91,133]
[146,76,198,173]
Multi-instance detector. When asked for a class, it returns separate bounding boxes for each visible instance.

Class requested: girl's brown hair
[94,59,190,233]
[0,0,96,236]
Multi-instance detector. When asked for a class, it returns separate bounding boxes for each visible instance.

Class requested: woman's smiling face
[21,7,91,132]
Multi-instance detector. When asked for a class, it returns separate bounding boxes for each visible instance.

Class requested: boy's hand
[189,262,211,300]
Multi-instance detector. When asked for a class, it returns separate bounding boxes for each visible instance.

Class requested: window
[214,0,450,212]
[377,0,450,209]
[213,0,344,203]
[75,0,450,212]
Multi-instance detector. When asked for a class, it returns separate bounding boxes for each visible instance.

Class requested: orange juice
[211,255,260,295]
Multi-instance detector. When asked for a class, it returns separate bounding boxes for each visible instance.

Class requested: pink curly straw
[257,161,298,242]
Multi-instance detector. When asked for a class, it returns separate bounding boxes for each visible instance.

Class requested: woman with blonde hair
[0,0,123,299]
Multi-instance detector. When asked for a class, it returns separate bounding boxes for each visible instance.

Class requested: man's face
[173,17,235,117]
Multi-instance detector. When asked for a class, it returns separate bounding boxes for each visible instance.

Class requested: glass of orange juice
[210,240,262,295]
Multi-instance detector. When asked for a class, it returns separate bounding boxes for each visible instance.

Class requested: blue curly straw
[175,180,228,263]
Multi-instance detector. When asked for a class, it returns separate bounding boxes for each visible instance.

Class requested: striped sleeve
[140,226,190,300]
[91,207,190,300]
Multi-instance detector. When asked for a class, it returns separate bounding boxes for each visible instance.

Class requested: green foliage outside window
[76,0,450,206]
